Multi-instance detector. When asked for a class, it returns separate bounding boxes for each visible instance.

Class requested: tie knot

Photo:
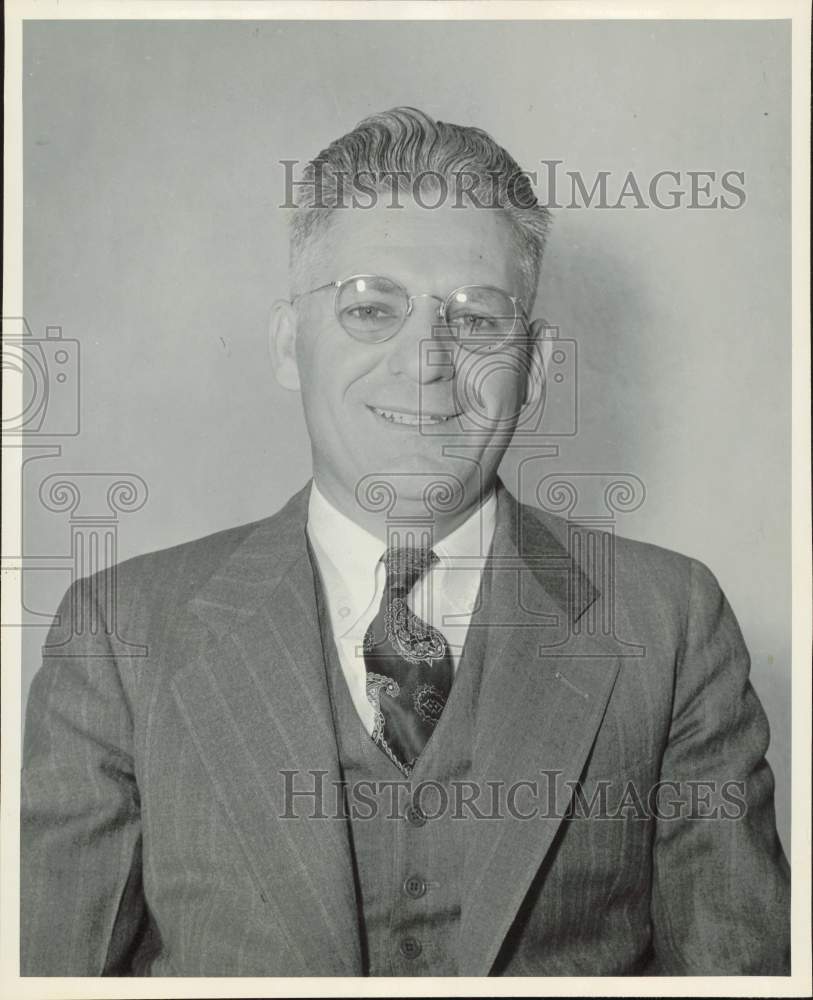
[382,545,438,595]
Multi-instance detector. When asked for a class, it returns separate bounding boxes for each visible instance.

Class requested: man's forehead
[305,199,521,290]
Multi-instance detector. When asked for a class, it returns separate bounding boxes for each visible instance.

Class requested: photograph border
[2,2,810,997]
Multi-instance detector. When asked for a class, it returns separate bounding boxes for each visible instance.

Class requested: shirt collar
[433,488,497,567]
[307,481,385,628]
[306,479,497,632]
[431,488,497,614]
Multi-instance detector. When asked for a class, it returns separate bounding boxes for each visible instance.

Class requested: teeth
[370,406,455,426]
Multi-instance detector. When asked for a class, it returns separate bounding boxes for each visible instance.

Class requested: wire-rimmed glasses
[291,274,526,350]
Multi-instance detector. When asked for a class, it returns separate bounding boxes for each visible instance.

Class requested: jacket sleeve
[21,576,147,975]
[649,558,790,973]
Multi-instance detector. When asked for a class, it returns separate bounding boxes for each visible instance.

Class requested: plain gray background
[20,19,790,849]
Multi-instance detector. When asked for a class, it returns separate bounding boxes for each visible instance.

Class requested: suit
[21,479,790,975]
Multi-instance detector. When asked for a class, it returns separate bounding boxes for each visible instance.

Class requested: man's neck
[311,473,497,546]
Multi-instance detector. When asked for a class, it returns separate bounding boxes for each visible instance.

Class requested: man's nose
[386,297,455,383]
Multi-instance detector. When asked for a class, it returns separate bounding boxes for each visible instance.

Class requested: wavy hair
[289,107,551,304]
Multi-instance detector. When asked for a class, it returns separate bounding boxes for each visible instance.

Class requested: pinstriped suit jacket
[21,480,790,975]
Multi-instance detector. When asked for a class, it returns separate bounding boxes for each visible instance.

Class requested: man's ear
[268,299,301,391]
[523,318,548,407]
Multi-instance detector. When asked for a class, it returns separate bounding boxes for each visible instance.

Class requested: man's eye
[343,304,394,323]
[452,313,498,332]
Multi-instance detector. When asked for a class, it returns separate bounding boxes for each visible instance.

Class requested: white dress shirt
[306,481,497,735]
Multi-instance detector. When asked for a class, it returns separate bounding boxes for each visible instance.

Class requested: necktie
[363,546,453,776]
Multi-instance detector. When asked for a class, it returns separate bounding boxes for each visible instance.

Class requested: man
[21,107,789,976]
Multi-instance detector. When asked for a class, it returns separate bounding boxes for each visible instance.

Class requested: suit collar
[188,477,598,639]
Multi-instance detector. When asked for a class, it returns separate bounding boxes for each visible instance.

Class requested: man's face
[282,197,533,518]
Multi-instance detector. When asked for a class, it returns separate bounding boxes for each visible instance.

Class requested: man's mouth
[367,405,460,427]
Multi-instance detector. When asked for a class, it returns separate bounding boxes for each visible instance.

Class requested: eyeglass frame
[289,273,529,346]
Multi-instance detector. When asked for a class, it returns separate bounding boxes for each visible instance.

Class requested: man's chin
[364,448,460,479]
[350,450,475,517]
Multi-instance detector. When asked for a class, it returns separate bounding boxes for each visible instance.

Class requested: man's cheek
[464,367,525,425]
[299,348,344,397]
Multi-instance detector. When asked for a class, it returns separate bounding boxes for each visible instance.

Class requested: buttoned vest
[311,553,490,976]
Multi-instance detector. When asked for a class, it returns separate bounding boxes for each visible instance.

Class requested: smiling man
[21,107,790,977]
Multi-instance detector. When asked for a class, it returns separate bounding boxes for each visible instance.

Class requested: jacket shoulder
[63,492,302,628]
[520,498,707,597]
[115,515,272,596]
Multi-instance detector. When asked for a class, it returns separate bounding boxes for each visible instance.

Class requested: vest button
[399,936,422,960]
[405,804,427,827]
[403,875,427,899]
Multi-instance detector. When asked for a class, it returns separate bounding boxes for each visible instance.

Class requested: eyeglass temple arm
[290,280,340,305]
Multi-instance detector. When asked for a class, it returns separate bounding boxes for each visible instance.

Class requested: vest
[311,554,490,976]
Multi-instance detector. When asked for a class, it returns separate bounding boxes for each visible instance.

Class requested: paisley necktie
[363,546,453,776]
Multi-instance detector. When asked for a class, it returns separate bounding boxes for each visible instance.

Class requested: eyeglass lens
[335,275,517,344]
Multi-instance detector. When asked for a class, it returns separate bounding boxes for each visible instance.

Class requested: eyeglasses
[290,274,526,349]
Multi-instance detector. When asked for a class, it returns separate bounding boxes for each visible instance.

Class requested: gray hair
[288,106,551,305]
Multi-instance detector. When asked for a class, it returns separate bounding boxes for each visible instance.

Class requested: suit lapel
[459,484,621,975]
[172,483,362,975]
